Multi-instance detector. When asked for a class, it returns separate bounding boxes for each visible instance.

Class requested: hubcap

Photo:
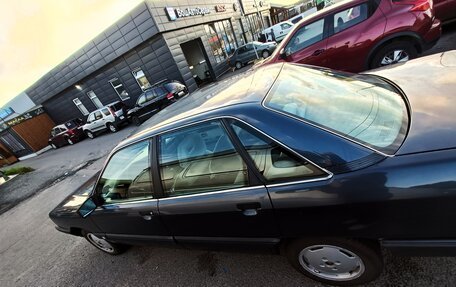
[51,144,57,149]
[109,125,116,132]
[380,49,409,66]
[263,51,269,58]
[236,62,241,69]
[299,245,365,281]
[67,138,73,145]
[86,233,115,253]
[87,132,93,138]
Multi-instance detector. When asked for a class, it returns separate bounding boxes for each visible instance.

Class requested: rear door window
[228,120,326,183]
[101,108,110,116]
[333,3,369,33]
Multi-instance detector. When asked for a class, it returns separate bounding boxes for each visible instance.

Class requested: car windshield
[263,64,409,154]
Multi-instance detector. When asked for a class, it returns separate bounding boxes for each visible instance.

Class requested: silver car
[229,41,277,69]
[82,101,129,139]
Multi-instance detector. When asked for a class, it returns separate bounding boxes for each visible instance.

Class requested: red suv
[49,118,85,149]
[264,0,441,72]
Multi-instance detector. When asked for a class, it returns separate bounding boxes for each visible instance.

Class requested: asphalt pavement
[0,21,455,287]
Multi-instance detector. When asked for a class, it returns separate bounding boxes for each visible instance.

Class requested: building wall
[0,142,18,167]
[42,35,181,124]
[11,113,55,152]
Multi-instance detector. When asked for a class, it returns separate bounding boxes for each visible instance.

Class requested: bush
[2,166,35,176]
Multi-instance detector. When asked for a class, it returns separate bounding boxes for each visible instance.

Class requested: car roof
[119,63,284,148]
[295,0,364,26]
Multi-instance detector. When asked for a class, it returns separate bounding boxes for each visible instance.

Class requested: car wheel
[83,231,126,255]
[132,116,141,126]
[370,41,417,69]
[86,130,95,139]
[286,238,383,286]
[235,61,242,70]
[107,123,118,133]
[50,143,57,149]
[262,50,270,59]
[66,137,74,145]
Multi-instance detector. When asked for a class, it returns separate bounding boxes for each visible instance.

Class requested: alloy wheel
[380,49,409,66]
[67,138,74,145]
[86,233,116,254]
[298,245,365,281]
[108,124,117,133]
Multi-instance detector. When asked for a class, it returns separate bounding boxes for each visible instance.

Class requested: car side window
[87,113,95,123]
[158,120,248,197]
[50,128,57,137]
[245,44,254,51]
[137,94,146,105]
[333,3,368,33]
[94,111,103,120]
[229,120,326,183]
[286,18,325,55]
[97,141,153,203]
[101,108,110,116]
[145,91,155,102]
[155,87,167,97]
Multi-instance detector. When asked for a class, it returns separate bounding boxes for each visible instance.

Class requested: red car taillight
[167,92,174,100]
[109,107,116,116]
[393,0,432,11]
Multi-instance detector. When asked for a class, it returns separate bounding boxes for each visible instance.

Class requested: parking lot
[0,21,456,287]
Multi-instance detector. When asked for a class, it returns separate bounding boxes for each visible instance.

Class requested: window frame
[285,17,330,56]
[73,98,89,116]
[329,2,371,36]
[87,90,104,109]
[94,139,157,205]
[132,67,152,91]
[109,78,129,101]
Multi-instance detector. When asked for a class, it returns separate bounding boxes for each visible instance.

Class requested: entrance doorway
[0,129,33,158]
[181,39,214,87]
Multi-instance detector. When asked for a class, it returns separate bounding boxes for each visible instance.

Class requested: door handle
[237,202,261,217]
[312,49,325,56]
[139,211,154,220]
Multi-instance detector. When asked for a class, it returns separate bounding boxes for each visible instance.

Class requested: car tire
[286,238,383,286]
[50,143,58,149]
[370,41,417,69]
[235,61,242,70]
[132,116,141,126]
[86,130,95,139]
[66,137,74,145]
[107,123,118,133]
[262,50,270,59]
[82,231,127,255]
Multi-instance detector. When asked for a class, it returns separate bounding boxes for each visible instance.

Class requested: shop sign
[215,5,226,12]
[165,6,211,21]
[5,107,45,127]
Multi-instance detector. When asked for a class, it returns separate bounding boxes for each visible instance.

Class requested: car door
[282,17,329,67]
[156,120,280,244]
[56,127,68,146]
[85,112,96,132]
[142,90,160,117]
[87,140,171,244]
[324,0,385,72]
[92,111,104,131]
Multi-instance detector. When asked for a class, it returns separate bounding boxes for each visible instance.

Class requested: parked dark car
[228,41,277,69]
[48,118,85,148]
[127,80,188,126]
[82,101,129,138]
[435,0,456,23]
[263,0,441,72]
[50,52,456,286]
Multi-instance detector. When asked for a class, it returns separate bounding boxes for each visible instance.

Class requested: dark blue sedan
[49,51,456,286]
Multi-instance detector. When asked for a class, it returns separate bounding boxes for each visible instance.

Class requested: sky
[0,0,143,107]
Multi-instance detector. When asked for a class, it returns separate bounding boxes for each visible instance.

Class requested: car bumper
[55,225,72,234]
[422,18,441,49]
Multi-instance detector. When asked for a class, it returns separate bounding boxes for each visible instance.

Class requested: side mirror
[77,198,97,218]
[279,48,287,59]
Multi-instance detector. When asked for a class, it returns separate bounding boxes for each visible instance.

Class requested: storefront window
[246,13,264,42]
[132,68,151,91]
[109,78,129,100]
[204,20,237,63]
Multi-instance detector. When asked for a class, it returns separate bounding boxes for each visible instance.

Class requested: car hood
[49,172,99,218]
[366,51,456,155]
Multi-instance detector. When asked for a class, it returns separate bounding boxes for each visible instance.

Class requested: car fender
[365,31,424,69]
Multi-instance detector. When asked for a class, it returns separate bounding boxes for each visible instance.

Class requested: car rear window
[64,121,77,129]
[263,65,409,154]
[164,82,182,92]
[110,102,124,111]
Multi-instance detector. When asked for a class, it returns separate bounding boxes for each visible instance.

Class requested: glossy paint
[49,58,456,254]
[264,0,441,72]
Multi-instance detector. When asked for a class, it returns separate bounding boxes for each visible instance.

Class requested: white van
[262,20,294,42]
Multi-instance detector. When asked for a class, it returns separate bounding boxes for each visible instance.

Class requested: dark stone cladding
[25,0,270,124]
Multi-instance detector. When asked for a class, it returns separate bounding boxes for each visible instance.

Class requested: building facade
[25,0,271,125]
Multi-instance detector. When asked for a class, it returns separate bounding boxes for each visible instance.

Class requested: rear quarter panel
[268,149,456,240]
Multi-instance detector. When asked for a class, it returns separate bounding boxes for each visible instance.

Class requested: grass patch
[2,166,35,176]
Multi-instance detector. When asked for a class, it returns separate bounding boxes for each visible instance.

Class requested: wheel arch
[366,32,424,69]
